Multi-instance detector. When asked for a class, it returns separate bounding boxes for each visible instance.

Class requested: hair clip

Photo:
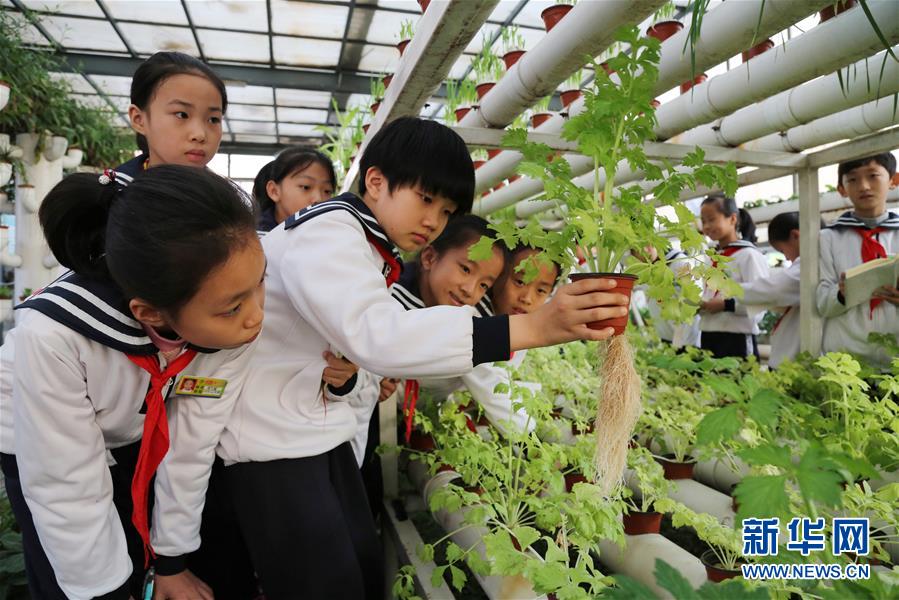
[98,169,117,186]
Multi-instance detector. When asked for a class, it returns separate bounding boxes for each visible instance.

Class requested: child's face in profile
[838,160,897,218]
[420,243,504,308]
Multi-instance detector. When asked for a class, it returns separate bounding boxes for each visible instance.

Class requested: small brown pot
[370,101,381,115]
[541,4,573,32]
[436,463,456,474]
[530,112,552,128]
[600,61,615,75]
[623,511,662,535]
[409,431,435,452]
[502,50,525,70]
[568,273,636,335]
[492,182,505,192]
[646,20,683,42]
[487,148,502,160]
[650,99,661,109]
[564,472,587,493]
[382,74,393,89]
[396,39,411,56]
[509,174,521,183]
[819,0,856,22]
[550,407,564,419]
[473,160,486,170]
[362,124,370,134]
[454,106,471,122]
[417,0,430,12]
[742,39,774,63]
[560,89,582,108]
[476,82,495,100]
[680,73,707,94]
[701,550,742,582]
[655,454,696,480]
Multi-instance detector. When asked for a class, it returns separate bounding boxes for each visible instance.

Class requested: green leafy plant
[0,285,12,300]
[651,1,678,23]
[623,445,672,513]
[369,76,386,102]
[315,100,364,186]
[398,19,415,42]
[391,565,422,600]
[562,69,583,92]
[470,34,504,83]
[500,25,526,54]
[442,79,478,124]
[0,490,27,599]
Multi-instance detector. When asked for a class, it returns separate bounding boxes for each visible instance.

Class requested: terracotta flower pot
[509,174,521,183]
[568,273,636,335]
[701,550,742,582]
[396,39,411,56]
[819,0,856,22]
[600,61,615,75]
[475,82,495,100]
[493,182,505,192]
[487,148,502,160]
[362,124,370,134]
[564,472,587,492]
[560,89,582,108]
[650,99,661,109]
[454,106,471,122]
[623,511,662,535]
[382,74,393,89]
[655,454,696,480]
[541,4,573,32]
[408,430,435,452]
[370,101,381,115]
[680,73,707,94]
[646,20,683,42]
[742,39,774,63]
[530,112,552,128]
[472,160,486,170]
[417,0,430,13]
[502,50,525,70]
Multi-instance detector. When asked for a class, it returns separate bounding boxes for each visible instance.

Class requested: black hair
[252,147,337,214]
[358,117,474,214]
[507,243,561,284]
[701,192,757,244]
[838,152,897,182]
[767,211,800,243]
[420,215,507,264]
[130,52,228,155]
[40,166,257,315]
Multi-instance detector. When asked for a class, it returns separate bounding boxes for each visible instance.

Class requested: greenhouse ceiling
[2,0,683,154]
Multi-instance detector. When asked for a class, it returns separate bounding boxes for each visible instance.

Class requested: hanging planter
[417,0,430,13]
[655,453,697,480]
[15,133,40,162]
[17,184,39,214]
[42,134,68,161]
[487,148,502,160]
[701,550,742,582]
[819,0,856,22]
[569,273,636,335]
[540,4,573,32]
[382,74,393,90]
[646,20,683,42]
[370,101,381,115]
[0,162,11,187]
[742,39,774,62]
[502,50,526,70]
[454,106,472,122]
[396,39,411,56]
[63,146,84,170]
[680,73,708,94]
[475,82,495,100]
[0,81,10,113]
[530,112,553,128]
[560,89,582,108]
[408,430,436,452]
[362,123,370,135]
[622,510,663,535]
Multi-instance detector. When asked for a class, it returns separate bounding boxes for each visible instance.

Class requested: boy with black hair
[217,117,630,599]
[817,152,899,367]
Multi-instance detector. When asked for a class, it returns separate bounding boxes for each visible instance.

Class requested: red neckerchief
[125,349,198,565]
[771,306,791,333]
[712,245,744,297]
[852,227,887,318]
[365,231,401,287]
[402,380,420,442]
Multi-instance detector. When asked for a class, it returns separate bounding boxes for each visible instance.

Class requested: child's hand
[873,285,899,306]
[153,570,213,600]
[322,351,359,388]
[700,298,725,313]
[511,278,629,349]
[379,378,398,402]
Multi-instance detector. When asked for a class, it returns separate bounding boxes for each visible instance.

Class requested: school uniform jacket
[390,264,535,435]
[700,240,770,335]
[739,258,801,368]
[218,193,509,464]
[816,211,899,367]
[0,271,254,599]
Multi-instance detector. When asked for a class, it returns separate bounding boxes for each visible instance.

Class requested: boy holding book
[816,152,899,367]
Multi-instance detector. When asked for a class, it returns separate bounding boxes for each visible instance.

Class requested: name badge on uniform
[174,375,227,398]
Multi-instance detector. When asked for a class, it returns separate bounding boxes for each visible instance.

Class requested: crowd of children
[0,50,896,600]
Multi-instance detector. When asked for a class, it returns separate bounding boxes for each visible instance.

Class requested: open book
[843,255,899,308]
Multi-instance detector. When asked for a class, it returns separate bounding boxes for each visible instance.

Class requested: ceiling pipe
[473,0,832,197]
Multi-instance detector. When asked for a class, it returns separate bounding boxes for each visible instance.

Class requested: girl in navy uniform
[217,117,631,599]
[699,193,769,358]
[252,148,337,232]
[0,166,264,599]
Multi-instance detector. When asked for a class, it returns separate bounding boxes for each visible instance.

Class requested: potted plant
[640,385,705,479]
[442,79,478,124]
[540,0,576,33]
[500,25,526,70]
[559,70,583,109]
[471,148,488,170]
[655,498,744,581]
[396,19,415,56]
[369,76,386,115]
[621,445,672,534]
[528,96,553,129]
[646,1,682,42]
[470,35,504,100]
[473,26,738,494]
[819,0,856,22]
[742,38,775,63]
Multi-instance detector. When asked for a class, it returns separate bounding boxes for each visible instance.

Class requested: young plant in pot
[473,26,738,494]
[500,25,527,70]
[639,385,706,479]
[621,445,672,534]
[559,70,584,110]
[470,35,505,101]
[443,78,479,124]
[646,1,682,42]
[396,19,415,56]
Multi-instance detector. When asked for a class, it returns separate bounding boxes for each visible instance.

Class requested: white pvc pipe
[667,479,736,527]
[693,457,750,494]
[749,187,899,225]
[596,535,706,598]
[462,0,665,130]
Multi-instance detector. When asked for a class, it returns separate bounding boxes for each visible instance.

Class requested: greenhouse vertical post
[798,166,822,355]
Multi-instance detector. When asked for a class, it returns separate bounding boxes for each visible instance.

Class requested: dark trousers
[1,444,146,600]
[360,403,383,519]
[186,457,258,600]
[224,443,383,600]
[701,331,759,359]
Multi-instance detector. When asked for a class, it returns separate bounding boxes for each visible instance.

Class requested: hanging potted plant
[471,148,488,170]
[396,19,415,56]
[443,79,478,124]
[645,1,682,42]
[473,26,739,494]
[528,96,553,129]
[742,39,775,62]
[369,76,386,116]
[559,70,583,109]
[470,35,505,101]
[819,0,856,22]
[621,445,672,534]
[500,25,526,70]
[540,0,576,33]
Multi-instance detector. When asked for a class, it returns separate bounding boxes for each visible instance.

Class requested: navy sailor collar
[720,240,758,251]
[284,192,402,266]
[664,248,687,262]
[391,261,425,310]
[829,211,899,230]
[113,153,148,183]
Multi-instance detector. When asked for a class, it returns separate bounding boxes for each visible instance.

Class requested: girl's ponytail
[737,208,758,244]
[39,172,119,279]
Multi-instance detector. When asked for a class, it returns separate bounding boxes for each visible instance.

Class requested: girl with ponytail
[0,166,264,600]
[698,192,770,358]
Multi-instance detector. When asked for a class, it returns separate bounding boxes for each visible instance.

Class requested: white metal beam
[798,167,822,355]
